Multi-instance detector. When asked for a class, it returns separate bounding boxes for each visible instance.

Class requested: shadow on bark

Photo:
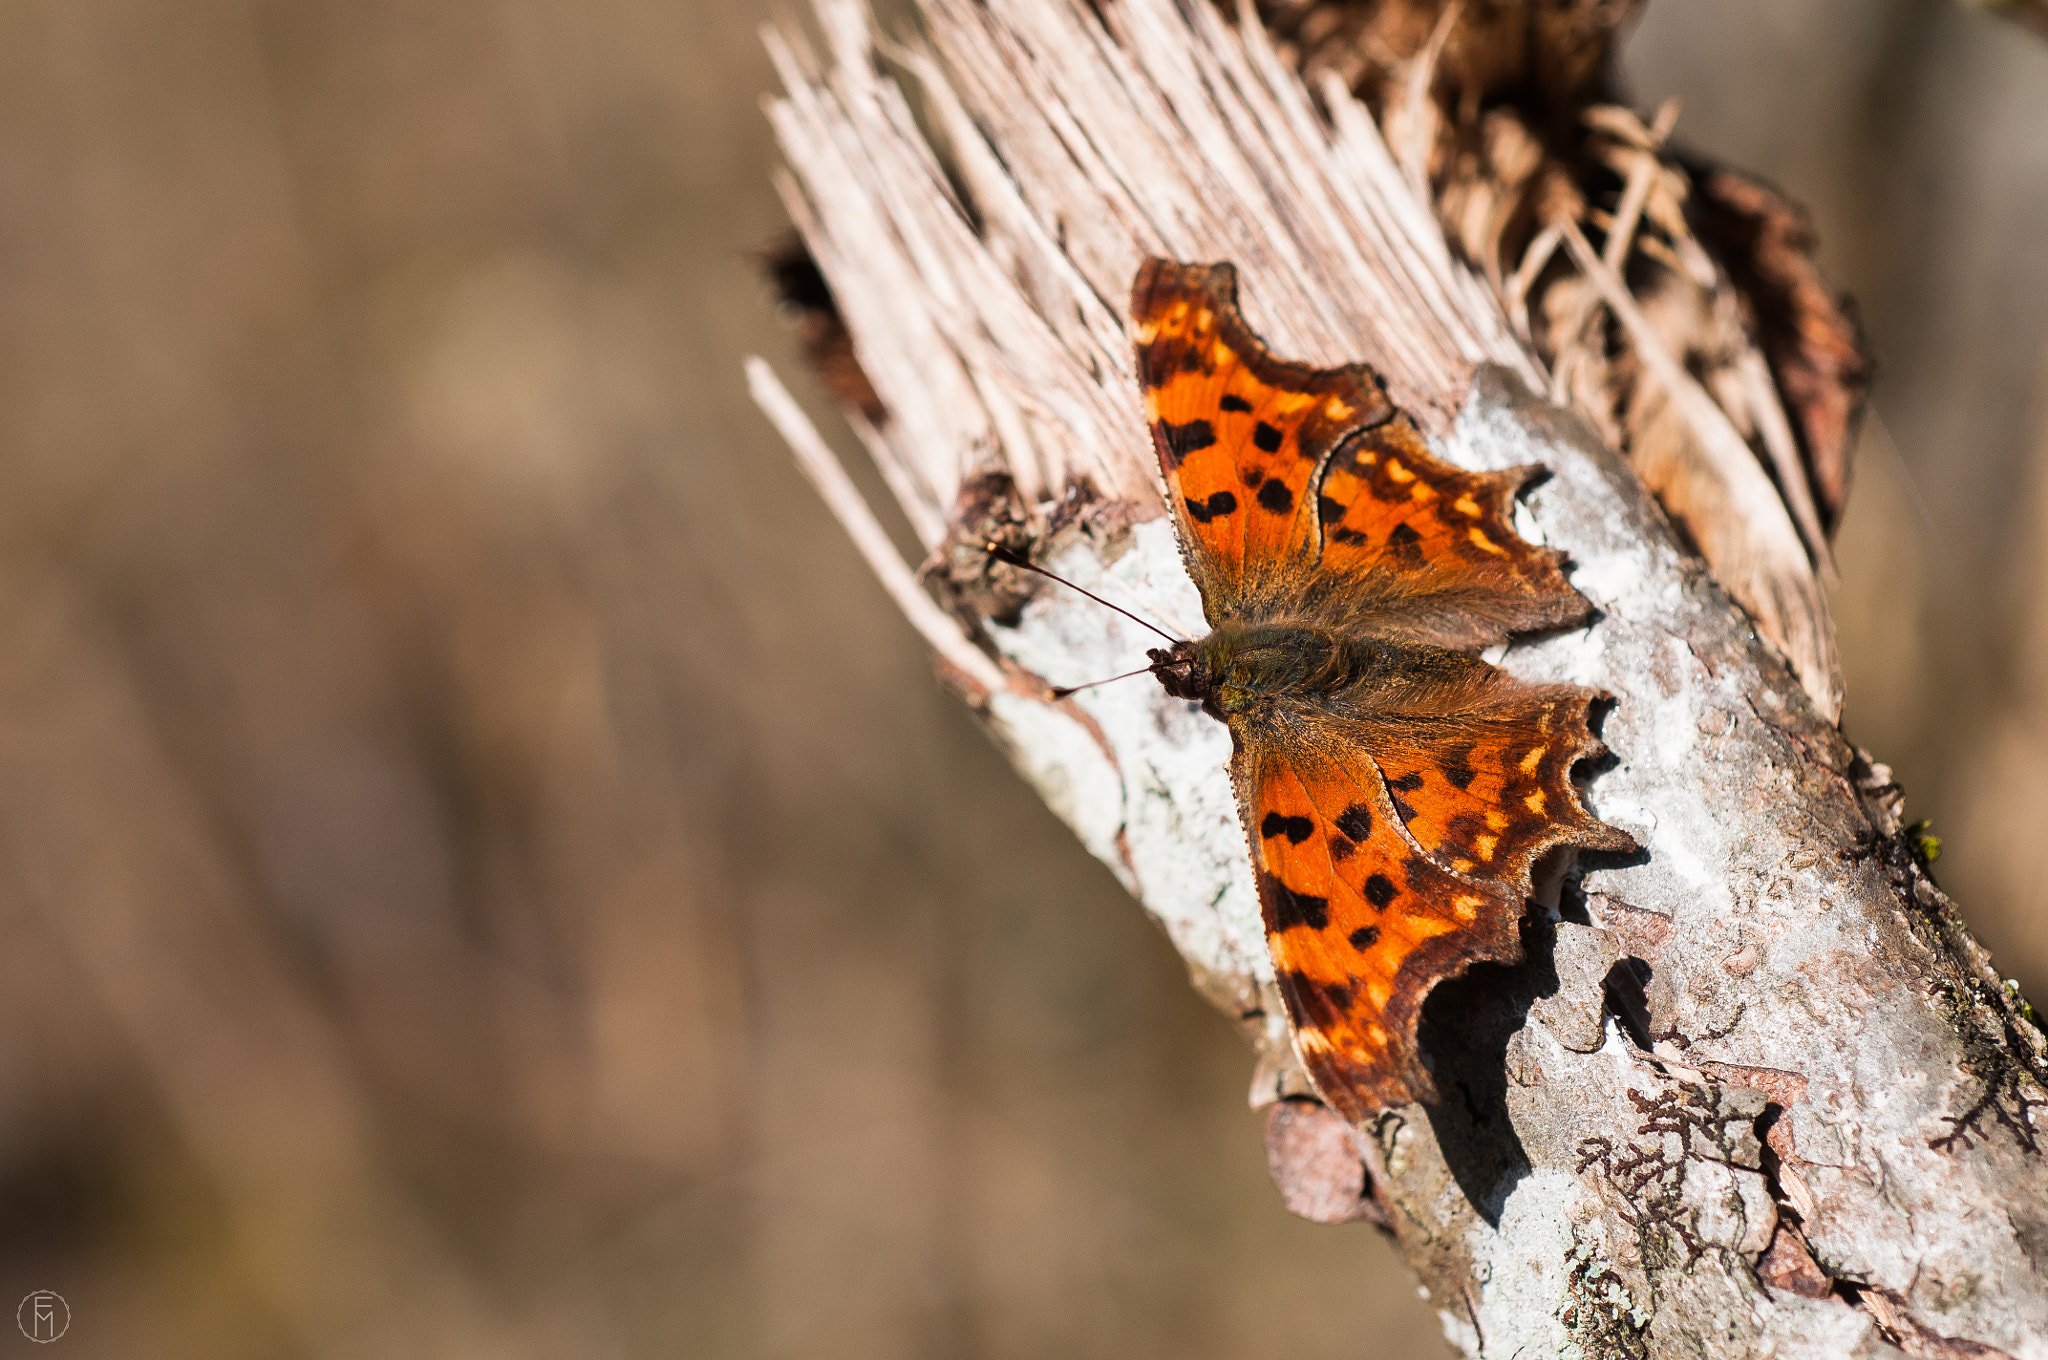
[1418,925,1556,1227]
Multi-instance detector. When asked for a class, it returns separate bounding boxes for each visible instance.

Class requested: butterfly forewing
[1245,742,1521,1116]
[1132,259,1392,610]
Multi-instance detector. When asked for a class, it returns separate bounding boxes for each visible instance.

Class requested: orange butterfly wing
[1132,259,1392,609]
[1315,416,1591,650]
[1240,663,1630,1115]
[1366,677,1637,899]
[1134,258,1590,646]
[1244,742,1521,1116]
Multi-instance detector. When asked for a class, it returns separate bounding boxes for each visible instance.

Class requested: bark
[749,1,2048,1354]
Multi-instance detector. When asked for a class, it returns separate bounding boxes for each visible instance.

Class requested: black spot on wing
[1219,393,1252,413]
[1328,834,1356,863]
[1261,812,1314,844]
[1157,419,1216,469]
[1183,490,1238,524]
[1334,804,1373,842]
[1252,421,1283,454]
[1348,926,1380,950]
[1363,874,1397,910]
[1266,875,1330,932]
[1441,743,1477,791]
[1332,527,1368,545]
[1323,981,1353,1010]
[1256,479,1294,514]
[1387,522,1422,549]
[1317,495,1345,526]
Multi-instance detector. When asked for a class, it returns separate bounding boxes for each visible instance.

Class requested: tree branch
[752,1,2048,1353]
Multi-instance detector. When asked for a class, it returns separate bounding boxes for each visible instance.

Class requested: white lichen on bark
[751,0,2048,1354]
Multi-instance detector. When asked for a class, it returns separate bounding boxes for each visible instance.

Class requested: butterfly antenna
[984,543,1182,644]
[1049,665,1160,701]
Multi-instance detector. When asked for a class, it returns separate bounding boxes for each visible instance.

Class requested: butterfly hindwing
[1364,679,1636,898]
[1132,259,1393,609]
[1313,415,1591,649]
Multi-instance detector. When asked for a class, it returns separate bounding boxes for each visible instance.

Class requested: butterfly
[1129,259,1635,1120]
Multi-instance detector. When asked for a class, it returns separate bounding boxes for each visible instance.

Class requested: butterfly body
[1131,259,1635,1120]
[1153,625,1492,722]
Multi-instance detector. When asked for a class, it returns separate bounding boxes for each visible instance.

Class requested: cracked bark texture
[751,0,2048,1354]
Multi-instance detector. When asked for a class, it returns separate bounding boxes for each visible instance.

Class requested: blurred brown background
[0,2,2041,1357]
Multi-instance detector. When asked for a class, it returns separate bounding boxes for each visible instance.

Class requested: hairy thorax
[1149,618,1495,723]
